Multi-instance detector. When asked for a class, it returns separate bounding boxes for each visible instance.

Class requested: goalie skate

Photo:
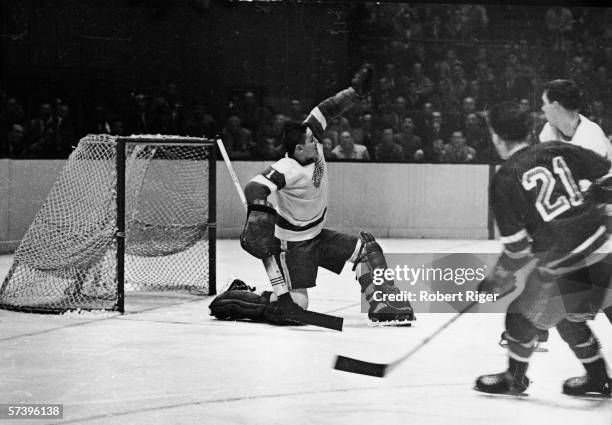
[367,284,415,326]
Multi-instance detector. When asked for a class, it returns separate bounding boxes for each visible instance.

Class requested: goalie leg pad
[353,231,394,292]
[351,231,415,322]
[209,289,272,321]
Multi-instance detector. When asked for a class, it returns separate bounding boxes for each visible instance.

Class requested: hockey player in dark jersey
[209,65,414,325]
[474,101,612,396]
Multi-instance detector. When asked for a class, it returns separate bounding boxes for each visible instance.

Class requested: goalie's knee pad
[209,279,272,322]
[352,231,393,294]
[351,232,415,322]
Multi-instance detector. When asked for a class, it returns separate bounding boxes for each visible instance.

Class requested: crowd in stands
[3,4,612,163]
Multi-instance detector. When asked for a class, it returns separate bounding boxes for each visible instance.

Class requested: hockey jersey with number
[492,141,611,274]
[249,88,360,242]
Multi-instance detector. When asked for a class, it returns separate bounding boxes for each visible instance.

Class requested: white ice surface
[1,239,610,425]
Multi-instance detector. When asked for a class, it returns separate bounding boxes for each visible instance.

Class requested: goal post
[0,134,217,314]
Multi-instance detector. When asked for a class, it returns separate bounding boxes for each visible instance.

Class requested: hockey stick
[334,300,479,377]
[215,138,343,331]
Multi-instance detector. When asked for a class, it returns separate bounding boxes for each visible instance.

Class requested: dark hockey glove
[240,200,280,259]
[351,63,374,98]
[478,266,517,299]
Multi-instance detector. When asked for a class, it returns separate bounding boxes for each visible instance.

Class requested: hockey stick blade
[288,309,344,331]
[334,300,480,377]
[334,355,387,377]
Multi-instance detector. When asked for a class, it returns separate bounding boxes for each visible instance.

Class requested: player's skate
[475,371,530,395]
[562,375,612,396]
[366,282,415,325]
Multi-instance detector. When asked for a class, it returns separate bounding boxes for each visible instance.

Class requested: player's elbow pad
[244,181,271,205]
[591,174,612,204]
[498,251,532,273]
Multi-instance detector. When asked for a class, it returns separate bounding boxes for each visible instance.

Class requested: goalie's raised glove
[478,266,517,299]
[240,200,280,259]
[351,63,374,98]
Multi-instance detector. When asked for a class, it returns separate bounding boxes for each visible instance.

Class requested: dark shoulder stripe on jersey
[261,165,286,190]
[277,208,327,232]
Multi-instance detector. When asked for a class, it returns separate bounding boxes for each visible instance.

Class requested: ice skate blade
[474,386,529,397]
[368,319,413,327]
[562,393,611,399]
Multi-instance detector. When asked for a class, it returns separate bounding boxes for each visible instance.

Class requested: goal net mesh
[0,134,213,313]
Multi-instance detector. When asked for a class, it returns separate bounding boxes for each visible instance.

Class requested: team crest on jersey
[312,158,325,188]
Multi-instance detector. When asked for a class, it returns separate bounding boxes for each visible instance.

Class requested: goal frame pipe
[116,139,126,313]
[115,136,216,313]
[208,140,217,295]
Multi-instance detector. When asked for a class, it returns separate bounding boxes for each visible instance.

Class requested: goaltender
[209,65,414,325]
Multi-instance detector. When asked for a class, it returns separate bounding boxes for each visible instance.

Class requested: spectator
[496,66,522,102]
[395,116,424,161]
[222,115,254,159]
[331,130,370,160]
[110,119,126,136]
[325,115,351,145]
[404,80,423,113]
[85,105,111,135]
[466,80,488,110]
[380,95,409,133]
[429,138,447,163]
[545,6,573,50]
[449,63,469,102]
[410,63,434,98]
[440,130,477,163]
[258,136,284,160]
[287,98,307,122]
[321,136,336,160]
[422,110,452,155]
[374,127,405,162]
[126,93,150,135]
[518,98,532,114]
[463,112,490,161]
[21,125,62,158]
[461,96,481,122]
[382,63,399,93]
[28,102,52,145]
[351,112,377,152]
[7,123,26,157]
[429,79,462,130]
[237,91,271,137]
[183,102,217,137]
[5,97,25,127]
[52,103,76,155]
[424,14,447,41]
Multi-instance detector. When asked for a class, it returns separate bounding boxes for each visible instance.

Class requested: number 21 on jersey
[522,156,584,222]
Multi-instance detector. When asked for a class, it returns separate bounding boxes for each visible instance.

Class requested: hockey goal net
[0,134,216,313]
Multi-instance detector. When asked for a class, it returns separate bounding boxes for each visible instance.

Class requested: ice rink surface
[1,239,611,425]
